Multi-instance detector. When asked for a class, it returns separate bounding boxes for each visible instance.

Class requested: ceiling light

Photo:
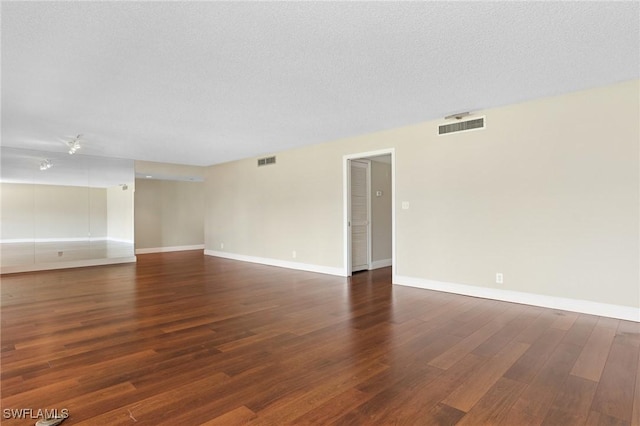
[39,159,52,171]
[68,139,81,155]
[444,111,471,120]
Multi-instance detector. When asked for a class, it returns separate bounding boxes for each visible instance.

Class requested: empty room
[1,2,639,425]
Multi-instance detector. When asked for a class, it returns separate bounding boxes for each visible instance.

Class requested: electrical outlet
[220,242,224,249]
[292,250,297,259]
[496,273,503,284]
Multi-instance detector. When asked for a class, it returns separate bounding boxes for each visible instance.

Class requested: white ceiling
[2,2,638,167]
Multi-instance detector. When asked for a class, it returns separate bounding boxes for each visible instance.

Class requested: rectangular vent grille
[439,117,485,135]
[258,156,276,167]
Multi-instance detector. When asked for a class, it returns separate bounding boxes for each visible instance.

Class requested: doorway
[350,159,370,272]
[343,149,395,277]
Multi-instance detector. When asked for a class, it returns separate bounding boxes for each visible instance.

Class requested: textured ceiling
[2,1,639,166]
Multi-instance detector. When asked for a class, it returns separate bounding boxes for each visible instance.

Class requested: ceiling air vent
[257,156,276,167]
[438,117,485,135]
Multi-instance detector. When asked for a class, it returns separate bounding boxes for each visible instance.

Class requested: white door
[350,160,370,272]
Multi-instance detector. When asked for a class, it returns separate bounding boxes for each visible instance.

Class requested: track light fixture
[68,140,81,155]
[40,159,53,171]
[444,111,471,120]
[67,135,82,155]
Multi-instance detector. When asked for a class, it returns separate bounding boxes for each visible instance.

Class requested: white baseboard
[204,250,345,277]
[394,275,640,323]
[1,256,137,275]
[107,238,134,244]
[370,258,392,270]
[136,245,204,254]
[0,237,132,244]
[1,237,100,243]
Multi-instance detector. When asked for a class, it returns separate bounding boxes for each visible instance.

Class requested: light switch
[402,201,410,210]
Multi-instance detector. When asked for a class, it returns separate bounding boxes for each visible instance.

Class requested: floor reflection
[345,267,394,364]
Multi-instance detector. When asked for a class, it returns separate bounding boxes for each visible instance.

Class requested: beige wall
[205,146,344,266]
[204,80,639,310]
[0,183,107,240]
[134,178,204,249]
[396,81,638,309]
[107,184,134,242]
[1,183,35,240]
[89,187,108,238]
[135,160,205,180]
[370,160,392,263]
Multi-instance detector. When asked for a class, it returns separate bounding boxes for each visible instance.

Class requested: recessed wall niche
[0,147,136,273]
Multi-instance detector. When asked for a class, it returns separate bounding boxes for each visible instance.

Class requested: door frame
[343,148,395,278]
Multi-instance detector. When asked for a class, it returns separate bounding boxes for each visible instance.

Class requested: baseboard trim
[136,245,204,254]
[1,256,137,275]
[204,250,345,277]
[394,275,640,322]
[1,237,133,244]
[1,237,103,243]
[107,238,134,244]
[370,258,392,270]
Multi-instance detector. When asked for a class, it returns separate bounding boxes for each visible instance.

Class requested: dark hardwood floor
[1,251,639,425]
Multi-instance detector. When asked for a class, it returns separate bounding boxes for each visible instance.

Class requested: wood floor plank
[511,309,554,344]
[417,296,479,323]
[586,410,631,426]
[290,387,372,425]
[73,372,230,425]
[503,327,566,384]
[1,251,637,425]
[455,377,527,425]
[541,375,598,425]
[448,300,508,338]
[563,314,599,347]
[571,317,618,382]
[551,310,579,331]
[616,319,640,349]
[249,359,388,424]
[0,378,80,409]
[442,340,530,412]
[335,363,443,425]
[429,304,521,370]
[590,333,639,423]
[504,342,583,425]
[46,382,138,424]
[471,310,538,357]
[357,351,485,416]
[421,403,467,426]
[201,406,257,425]
[633,342,640,426]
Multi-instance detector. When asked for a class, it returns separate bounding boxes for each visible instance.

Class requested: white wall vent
[438,117,485,135]
[258,156,276,166]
